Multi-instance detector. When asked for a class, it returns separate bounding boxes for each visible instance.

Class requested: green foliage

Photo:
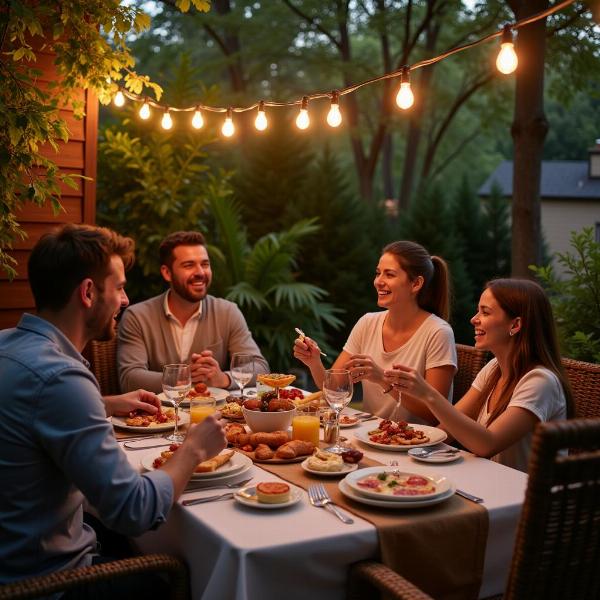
[478,182,511,280]
[530,228,600,363]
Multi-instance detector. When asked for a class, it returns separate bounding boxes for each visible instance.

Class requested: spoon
[409,447,460,458]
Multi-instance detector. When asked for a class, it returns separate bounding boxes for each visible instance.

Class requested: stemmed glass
[162,363,191,443]
[230,353,254,400]
[322,368,353,454]
[390,390,403,422]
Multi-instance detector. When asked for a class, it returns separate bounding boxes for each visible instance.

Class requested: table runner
[258,455,489,600]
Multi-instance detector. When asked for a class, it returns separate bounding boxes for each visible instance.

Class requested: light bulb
[395,66,414,110]
[326,91,342,127]
[192,109,204,129]
[139,102,150,120]
[296,96,310,130]
[255,101,267,131]
[161,110,173,130]
[222,108,234,137]
[496,25,518,74]
[113,91,125,107]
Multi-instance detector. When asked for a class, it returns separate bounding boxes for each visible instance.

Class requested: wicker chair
[348,417,600,600]
[0,554,189,600]
[562,357,600,418]
[452,344,489,403]
[85,337,120,396]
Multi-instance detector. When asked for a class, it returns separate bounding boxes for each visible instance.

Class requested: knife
[455,489,484,503]
[182,492,235,506]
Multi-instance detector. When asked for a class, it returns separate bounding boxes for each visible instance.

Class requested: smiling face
[373,252,422,309]
[161,244,212,304]
[471,288,519,352]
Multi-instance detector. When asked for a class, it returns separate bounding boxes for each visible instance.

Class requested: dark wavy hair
[159,231,206,268]
[382,240,450,321]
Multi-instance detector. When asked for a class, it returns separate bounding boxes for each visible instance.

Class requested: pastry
[306,449,344,472]
[256,482,291,504]
[275,439,315,459]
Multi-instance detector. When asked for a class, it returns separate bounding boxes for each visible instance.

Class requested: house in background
[478,141,600,276]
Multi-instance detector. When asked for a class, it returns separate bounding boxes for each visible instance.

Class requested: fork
[308,484,354,524]
[183,477,252,494]
[181,492,235,506]
[123,441,172,451]
[295,328,327,357]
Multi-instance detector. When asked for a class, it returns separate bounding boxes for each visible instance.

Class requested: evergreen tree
[480,183,511,281]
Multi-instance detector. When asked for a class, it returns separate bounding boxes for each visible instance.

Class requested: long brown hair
[382,240,450,321]
[480,278,574,424]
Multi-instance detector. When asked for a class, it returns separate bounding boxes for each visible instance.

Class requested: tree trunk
[509,0,549,277]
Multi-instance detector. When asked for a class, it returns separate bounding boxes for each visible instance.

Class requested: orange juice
[292,415,320,447]
[190,405,216,424]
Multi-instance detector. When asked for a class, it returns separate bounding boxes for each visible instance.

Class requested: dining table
[120,401,527,600]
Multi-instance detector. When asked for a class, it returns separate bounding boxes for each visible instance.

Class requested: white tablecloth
[126,416,527,600]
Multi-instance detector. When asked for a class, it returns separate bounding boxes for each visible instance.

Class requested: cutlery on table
[294,328,327,357]
[123,441,173,451]
[409,447,461,458]
[308,484,353,524]
[182,492,235,506]
[183,478,253,494]
[119,433,166,443]
[455,489,484,503]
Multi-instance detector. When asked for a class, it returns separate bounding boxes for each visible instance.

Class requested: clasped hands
[190,350,230,388]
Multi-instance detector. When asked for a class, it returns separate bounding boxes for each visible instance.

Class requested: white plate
[141,450,252,480]
[408,448,463,464]
[158,388,229,408]
[111,410,189,432]
[338,416,361,428]
[301,457,359,477]
[233,485,302,509]
[355,423,447,451]
[344,467,451,501]
[338,479,455,509]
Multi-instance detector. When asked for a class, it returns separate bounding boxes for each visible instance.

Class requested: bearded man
[118,231,268,393]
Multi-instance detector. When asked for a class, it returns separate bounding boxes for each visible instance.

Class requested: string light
[496,25,518,74]
[255,101,268,131]
[296,96,310,130]
[161,109,173,130]
[113,90,125,107]
[326,91,342,127]
[222,108,235,137]
[395,66,414,110]
[139,101,151,120]
[192,108,204,129]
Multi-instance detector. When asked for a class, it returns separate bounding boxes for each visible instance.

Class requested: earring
[509,330,514,337]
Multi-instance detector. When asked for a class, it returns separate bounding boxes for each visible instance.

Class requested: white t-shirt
[472,358,567,472]
[343,311,456,423]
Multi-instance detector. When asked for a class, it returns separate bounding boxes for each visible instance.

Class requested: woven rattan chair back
[453,344,489,403]
[562,357,600,419]
[505,417,600,600]
[87,338,120,396]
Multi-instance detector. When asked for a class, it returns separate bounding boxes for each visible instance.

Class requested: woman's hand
[383,364,434,401]
[345,354,385,386]
[293,336,323,368]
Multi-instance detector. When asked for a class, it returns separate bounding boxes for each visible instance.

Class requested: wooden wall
[0,40,98,329]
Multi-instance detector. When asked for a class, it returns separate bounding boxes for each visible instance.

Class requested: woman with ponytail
[294,241,456,424]
[384,278,573,472]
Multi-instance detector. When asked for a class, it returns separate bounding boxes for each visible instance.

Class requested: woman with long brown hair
[294,241,457,424]
[384,278,573,472]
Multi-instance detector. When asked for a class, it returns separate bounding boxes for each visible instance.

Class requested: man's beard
[87,300,118,342]
[171,275,209,303]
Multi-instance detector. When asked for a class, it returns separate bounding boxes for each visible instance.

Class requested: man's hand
[104,389,161,417]
[190,351,230,388]
[183,414,228,464]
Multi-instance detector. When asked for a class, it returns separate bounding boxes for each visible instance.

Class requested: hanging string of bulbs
[111,0,576,137]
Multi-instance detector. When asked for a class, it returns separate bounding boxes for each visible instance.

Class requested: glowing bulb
[192,109,204,129]
[496,26,518,74]
[395,66,414,110]
[113,91,125,107]
[139,102,151,120]
[296,96,310,130]
[255,101,267,131]
[327,91,342,127]
[222,109,234,137]
[161,110,173,130]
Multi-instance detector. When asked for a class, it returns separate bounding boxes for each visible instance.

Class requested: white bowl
[242,406,295,433]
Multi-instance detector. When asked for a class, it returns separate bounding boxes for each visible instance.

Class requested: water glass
[162,363,191,442]
[322,368,353,454]
[230,353,254,400]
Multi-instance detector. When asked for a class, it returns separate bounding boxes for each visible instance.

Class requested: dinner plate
[344,467,451,501]
[355,423,447,451]
[141,450,252,480]
[233,486,302,509]
[111,410,190,432]
[301,458,358,477]
[408,448,463,464]
[338,415,361,428]
[338,479,455,509]
[159,388,228,408]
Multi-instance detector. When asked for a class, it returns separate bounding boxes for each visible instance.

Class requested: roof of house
[478,160,600,200]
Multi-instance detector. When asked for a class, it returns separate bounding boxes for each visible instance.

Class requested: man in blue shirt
[0,224,226,587]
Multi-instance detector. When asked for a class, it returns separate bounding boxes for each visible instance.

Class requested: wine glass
[162,363,191,443]
[390,390,403,423]
[230,353,254,400]
[322,368,353,454]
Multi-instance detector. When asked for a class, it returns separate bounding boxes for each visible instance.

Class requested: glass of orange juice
[292,403,320,447]
[189,396,216,424]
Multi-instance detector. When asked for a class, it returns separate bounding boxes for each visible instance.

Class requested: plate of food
[339,414,361,428]
[338,479,455,509]
[111,408,189,432]
[233,482,302,509]
[159,384,228,408]
[344,467,451,501]
[142,447,252,480]
[355,420,447,451]
[301,450,359,476]
[220,401,245,421]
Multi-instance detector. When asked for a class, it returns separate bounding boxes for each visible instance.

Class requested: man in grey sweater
[118,231,268,393]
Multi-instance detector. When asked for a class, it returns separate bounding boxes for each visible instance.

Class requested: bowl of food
[242,396,296,432]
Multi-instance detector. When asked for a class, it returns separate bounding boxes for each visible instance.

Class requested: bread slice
[195,450,234,473]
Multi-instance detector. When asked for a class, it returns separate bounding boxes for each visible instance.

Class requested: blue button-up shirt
[0,314,173,583]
